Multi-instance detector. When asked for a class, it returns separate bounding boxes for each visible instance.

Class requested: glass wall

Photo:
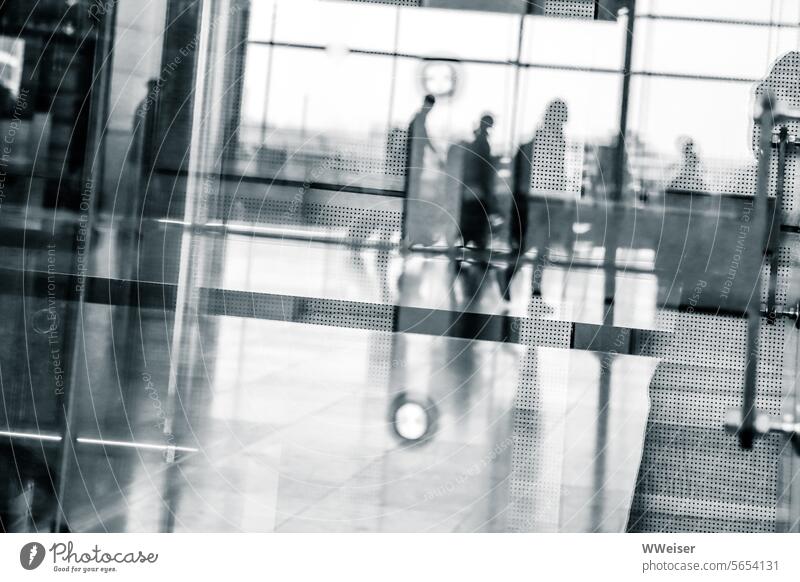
[630,0,800,196]
[235,0,800,204]
[1,0,798,534]
[236,0,627,195]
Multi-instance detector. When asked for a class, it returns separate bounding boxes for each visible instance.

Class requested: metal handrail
[726,94,800,454]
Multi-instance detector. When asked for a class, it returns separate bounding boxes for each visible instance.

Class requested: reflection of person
[668,137,706,192]
[530,99,568,194]
[405,94,438,198]
[0,443,60,532]
[460,114,497,249]
[131,79,160,179]
[504,100,570,299]
[511,99,569,248]
[752,51,800,155]
[402,94,441,246]
[117,79,160,277]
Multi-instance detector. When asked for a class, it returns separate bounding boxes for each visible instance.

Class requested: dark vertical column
[602,0,636,324]
[53,0,116,533]
[145,0,202,220]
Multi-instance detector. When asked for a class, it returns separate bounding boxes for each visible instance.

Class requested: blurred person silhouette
[752,51,800,155]
[751,52,800,224]
[668,137,706,192]
[503,99,569,300]
[406,96,437,199]
[131,79,160,180]
[405,93,439,198]
[117,79,160,278]
[530,98,568,194]
[459,113,498,250]
[0,443,60,532]
[455,114,508,309]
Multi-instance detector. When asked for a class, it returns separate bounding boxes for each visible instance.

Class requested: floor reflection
[1,226,664,532]
[58,315,655,531]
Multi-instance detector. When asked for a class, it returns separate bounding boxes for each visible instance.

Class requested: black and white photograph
[0,0,798,579]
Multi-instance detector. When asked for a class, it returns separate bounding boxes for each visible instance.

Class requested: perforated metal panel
[627,312,788,532]
[754,51,799,214]
[517,299,573,345]
[656,151,798,209]
[543,0,595,19]
[628,52,800,532]
[347,0,420,6]
[222,194,403,240]
[509,309,572,532]
[523,100,585,196]
[348,0,597,15]
[237,132,406,192]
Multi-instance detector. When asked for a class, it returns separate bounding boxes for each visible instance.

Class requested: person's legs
[502,193,528,301]
[459,198,481,248]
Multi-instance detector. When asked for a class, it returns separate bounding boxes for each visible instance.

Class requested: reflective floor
[3,202,797,532]
[62,314,657,532]
[0,212,669,532]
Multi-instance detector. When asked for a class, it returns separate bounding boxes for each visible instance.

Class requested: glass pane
[273,0,398,53]
[3,0,799,538]
[240,43,270,136]
[521,14,625,70]
[391,57,517,152]
[265,47,392,135]
[517,69,621,142]
[632,18,800,80]
[628,76,756,163]
[516,69,621,197]
[396,6,520,62]
[242,46,395,189]
[639,0,800,25]
[247,0,276,42]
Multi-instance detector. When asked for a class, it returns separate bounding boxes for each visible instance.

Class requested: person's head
[544,99,568,127]
[422,94,436,113]
[477,113,494,134]
[678,136,697,157]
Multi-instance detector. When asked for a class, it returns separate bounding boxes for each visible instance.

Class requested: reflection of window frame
[242,5,792,196]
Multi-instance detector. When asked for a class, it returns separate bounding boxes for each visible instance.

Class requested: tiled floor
[13,207,782,532]
[26,229,662,533]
